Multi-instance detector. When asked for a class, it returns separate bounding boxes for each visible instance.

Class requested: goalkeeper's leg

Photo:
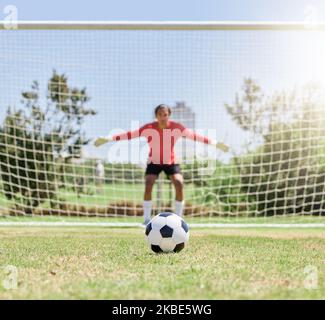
[143,174,158,224]
[169,173,184,217]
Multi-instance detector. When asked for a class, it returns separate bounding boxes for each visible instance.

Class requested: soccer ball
[145,212,189,253]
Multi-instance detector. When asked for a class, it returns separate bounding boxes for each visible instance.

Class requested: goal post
[1,21,325,227]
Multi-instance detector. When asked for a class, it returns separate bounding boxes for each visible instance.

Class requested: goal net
[1,22,325,226]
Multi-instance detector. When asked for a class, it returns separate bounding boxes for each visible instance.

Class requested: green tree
[225,79,325,215]
[0,71,96,213]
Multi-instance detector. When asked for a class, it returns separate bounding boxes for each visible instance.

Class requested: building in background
[171,101,196,161]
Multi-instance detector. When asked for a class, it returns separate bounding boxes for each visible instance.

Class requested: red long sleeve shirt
[112,120,211,165]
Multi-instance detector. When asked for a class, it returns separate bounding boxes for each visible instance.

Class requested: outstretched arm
[181,127,211,144]
[94,126,145,147]
[111,128,142,141]
[180,126,229,153]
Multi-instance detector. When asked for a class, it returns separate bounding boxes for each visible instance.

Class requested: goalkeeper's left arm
[180,125,229,153]
[209,139,229,152]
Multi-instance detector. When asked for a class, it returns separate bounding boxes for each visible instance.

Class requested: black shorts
[145,163,181,177]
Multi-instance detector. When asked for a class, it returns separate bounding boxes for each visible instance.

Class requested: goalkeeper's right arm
[94,126,146,147]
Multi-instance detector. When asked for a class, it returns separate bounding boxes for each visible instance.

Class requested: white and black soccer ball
[145,212,189,253]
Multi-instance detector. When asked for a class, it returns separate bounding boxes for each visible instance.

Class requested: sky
[1,0,325,21]
[1,0,325,164]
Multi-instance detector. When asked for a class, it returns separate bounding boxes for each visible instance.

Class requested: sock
[175,200,185,217]
[143,200,152,221]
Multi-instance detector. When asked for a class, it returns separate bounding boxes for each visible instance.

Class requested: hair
[154,104,171,116]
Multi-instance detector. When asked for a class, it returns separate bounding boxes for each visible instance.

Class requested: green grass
[1,227,325,299]
[0,182,198,208]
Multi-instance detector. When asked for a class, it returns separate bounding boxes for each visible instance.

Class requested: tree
[0,71,96,214]
[225,79,325,215]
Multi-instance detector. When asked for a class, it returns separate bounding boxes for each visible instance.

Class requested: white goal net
[1,22,325,225]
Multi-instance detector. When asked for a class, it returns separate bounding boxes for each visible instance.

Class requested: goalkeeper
[95,104,229,224]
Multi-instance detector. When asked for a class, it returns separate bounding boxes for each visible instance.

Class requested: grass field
[0,182,198,209]
[3,214,325,224]
[1,227,325,299]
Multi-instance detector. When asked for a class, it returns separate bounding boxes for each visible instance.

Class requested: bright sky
[2,0,325,21]
[1,0,325,164]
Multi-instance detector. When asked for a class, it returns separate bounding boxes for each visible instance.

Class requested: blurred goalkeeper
[95,104,229,224]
